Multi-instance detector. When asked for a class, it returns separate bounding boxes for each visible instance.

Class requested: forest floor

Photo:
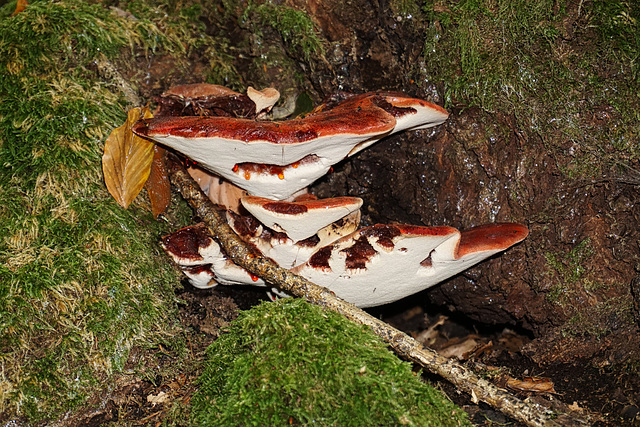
[65,284,639,426]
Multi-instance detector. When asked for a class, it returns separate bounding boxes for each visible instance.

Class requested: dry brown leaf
[433,5,452,13]
[439,337,479,360]
[11,0,28,16]
[415,315,447,346]
[465,340,493,359]
[147,391,169,406]
[506,376,557,394]
[145,145,171,218]
[568,401,584,412]
[162,83,239,99]
[102,107,155,209]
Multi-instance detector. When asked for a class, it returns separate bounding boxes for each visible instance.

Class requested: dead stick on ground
[169,161,562,427]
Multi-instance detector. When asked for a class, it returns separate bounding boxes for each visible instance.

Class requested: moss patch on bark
[420,0,640,178]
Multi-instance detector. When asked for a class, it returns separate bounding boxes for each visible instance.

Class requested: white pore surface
[226,210,359,269]
[152,132,381,169]
[183,268,217,289]
[393,104,449,132]
[292,230,503,308]
[170,220,508,307]
[157,133,365,199]
[347,106,449,157]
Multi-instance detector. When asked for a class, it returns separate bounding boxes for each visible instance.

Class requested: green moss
[192,299,470,426]
[0,0,194,421]
[389,0,422,21]
[420,0,640,179]
[543,239,594,304]
[119,0,242,88]
[422,0,558,109]
[564,296,635,339]
[243,1,325,63]
[594,1,640,80]
[544,238,593,284]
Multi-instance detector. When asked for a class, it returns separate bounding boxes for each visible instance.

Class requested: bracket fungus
[225,200,362,269]
[157,83,280,118]
[133,92,449,200]
[163,221,528,307]
[292,223,529,308]
[144,86,527,307]
[240,195,363,242]
[161,223,266,288]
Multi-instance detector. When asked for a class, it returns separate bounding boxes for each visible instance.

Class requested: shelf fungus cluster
[134,89,528,308]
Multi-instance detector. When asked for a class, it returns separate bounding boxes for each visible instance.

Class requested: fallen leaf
[433,5,452,13]
[439,336,480,360]
[246,86,280,116]
[147,391,169,406]
[506,376,556,394]
[415,315,447,346]
[11,0,28,16]
[162,83,239,99]
[465,340,493,359]
[568,401,584,412]
[102,107,155,209]
[145,145,171,218]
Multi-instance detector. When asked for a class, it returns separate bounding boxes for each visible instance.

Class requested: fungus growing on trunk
[132,92,448,200]
[187,166,247,212]
[157,83,280,118]
[241,195,363,242]
[137,87,527,307]
[225,205,362,269]
[292,223,529,308]
[161,221,528,307]
[161,223,265,288]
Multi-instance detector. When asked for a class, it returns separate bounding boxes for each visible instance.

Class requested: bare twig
[169,159,565,427]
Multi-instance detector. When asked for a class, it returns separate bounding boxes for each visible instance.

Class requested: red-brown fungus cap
[132,92,448,200]
[457,223,529,259]
[293,222,528,308]
[132,95,394,144]
[161,223,212,263]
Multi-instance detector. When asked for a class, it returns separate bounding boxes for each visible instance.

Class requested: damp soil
[373,299,640,426]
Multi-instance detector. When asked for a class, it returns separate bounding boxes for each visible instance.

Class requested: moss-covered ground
[192,298,470,426]
[0,0,201,421]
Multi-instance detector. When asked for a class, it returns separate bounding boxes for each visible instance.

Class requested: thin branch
[169,159,568,427]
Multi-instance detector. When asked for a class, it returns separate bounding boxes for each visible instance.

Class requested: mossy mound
[192,299,470,426]
[0,0,197,421]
